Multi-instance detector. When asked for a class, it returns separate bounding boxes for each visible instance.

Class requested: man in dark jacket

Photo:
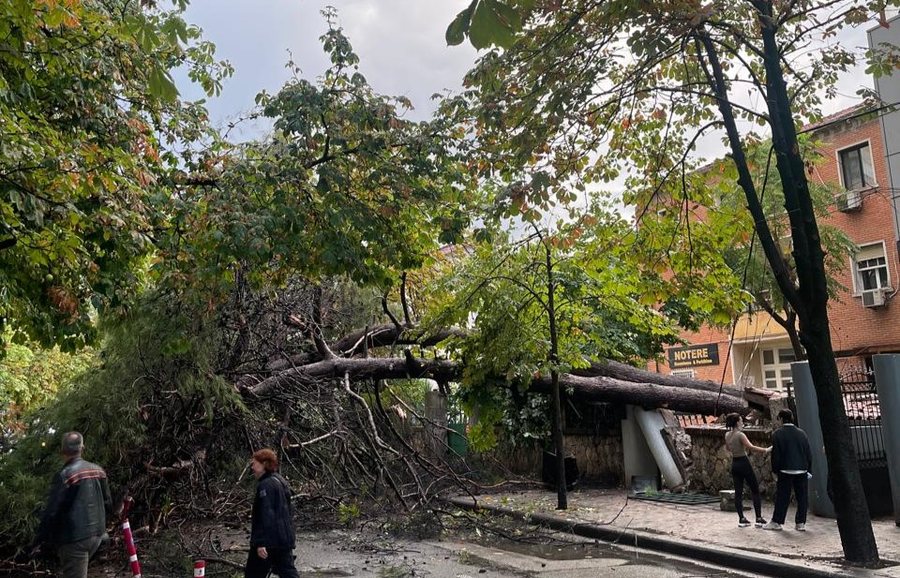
[764,409,813,531]
[246,448,298,578]
[32,432,112,578]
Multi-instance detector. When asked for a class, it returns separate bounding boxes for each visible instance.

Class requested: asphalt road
[292,529,759,578]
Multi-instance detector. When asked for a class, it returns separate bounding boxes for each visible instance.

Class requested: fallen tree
[243,328,747,416]
[263,322,467,373]
[0,275,749,556]
[577,360,745,399]
[539,373,745,415]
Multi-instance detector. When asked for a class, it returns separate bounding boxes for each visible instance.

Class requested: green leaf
[469,0,521,50]
[446,1,476,46]
[148,65,180,102]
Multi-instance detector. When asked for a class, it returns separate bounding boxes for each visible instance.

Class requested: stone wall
[488,439,543,477]
[488,432,625,486]
[686,426,775,497]
[565,434,624,486]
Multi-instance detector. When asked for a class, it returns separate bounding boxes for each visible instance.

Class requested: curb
[446,496,844,578]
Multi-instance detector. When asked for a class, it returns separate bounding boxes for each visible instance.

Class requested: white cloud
[180,0,478,135]
[178,2,883,149]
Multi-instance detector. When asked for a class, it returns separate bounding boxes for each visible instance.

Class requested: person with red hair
[245,449,298,578]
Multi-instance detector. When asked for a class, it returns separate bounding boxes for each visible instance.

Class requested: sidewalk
[448,488,900,578]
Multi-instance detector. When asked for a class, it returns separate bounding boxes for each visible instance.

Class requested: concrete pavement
[448,488,900,578]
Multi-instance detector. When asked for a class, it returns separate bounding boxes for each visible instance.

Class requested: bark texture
[244,352,747,416]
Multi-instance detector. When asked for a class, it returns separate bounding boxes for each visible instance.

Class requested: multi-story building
[870,16,900,271]
[656,103,900,389]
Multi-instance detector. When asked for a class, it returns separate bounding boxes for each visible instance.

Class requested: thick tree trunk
[579,360,744,399]
[264,324,466,373]
[534,374,746,415]
[259,326,748,412]
[246,355,461,396]
[802,307,878,564]
[694,3,879,565]
[245,353,747,415]
[752,3,878,564]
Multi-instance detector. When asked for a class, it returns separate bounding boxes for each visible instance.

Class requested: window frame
[850,241,892,296]
[760,347,796,390]
[836,141,877,191]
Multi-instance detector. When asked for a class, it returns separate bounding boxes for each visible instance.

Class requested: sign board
[668,343,719,368]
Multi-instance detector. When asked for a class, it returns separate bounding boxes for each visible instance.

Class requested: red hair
[252,448,278,473]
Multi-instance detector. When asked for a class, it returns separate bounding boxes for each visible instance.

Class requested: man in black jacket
[764,409,812,531]
[32,432,112,578]
[246,448,298,578]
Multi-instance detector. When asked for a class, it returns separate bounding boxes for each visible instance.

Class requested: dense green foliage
[4,0,893,562]
[0,0,229,349]
[425,208,745,449]
[0,332,94,441]
[0,11,481,549]
[0,296,244,545]
[155,10,477,302]
[446,0,899,563]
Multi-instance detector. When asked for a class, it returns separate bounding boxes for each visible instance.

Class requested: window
[761,347,795,389]
[838,143,876,190]
[853,242,890,293]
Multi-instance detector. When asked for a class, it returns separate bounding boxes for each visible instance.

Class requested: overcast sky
[178,2,884,143]
[179,1,477,138]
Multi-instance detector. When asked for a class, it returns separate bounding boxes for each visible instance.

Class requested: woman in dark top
[245,449,298,578]
[724,413,771,527]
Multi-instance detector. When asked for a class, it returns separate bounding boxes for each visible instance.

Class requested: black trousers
[731,456,762,520]
[244,547,299,578]
[771,472,808,525]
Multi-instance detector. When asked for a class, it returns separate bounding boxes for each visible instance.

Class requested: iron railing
[840,369,886,468]
[782,367,884,469]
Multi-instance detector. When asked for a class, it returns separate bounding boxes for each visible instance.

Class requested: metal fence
[840,369,886,468]
[778,367,885,470]
[841,370,881,420]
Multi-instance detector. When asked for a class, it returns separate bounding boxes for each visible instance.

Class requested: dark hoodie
[250,472,295,549]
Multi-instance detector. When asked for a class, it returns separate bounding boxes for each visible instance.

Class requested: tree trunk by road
[579,360,744,399]
[697,5,879,564]
[544,237,568,510]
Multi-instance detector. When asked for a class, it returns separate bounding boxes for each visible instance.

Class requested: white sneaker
[796,523,806,531]
[763,521,783,530]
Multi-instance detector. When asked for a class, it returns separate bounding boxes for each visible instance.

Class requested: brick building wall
[812,114,900,356]
[654,109,900,387]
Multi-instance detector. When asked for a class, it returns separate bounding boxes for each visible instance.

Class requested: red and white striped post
[121,497,142,578]
[193,560,206,577]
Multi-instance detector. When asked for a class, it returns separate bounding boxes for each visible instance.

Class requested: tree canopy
[5,0,890,567]
[0,0,229,349]
[152,10,479,304]
[446,0,899,565]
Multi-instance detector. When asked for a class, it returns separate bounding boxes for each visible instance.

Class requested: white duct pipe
[632,406,684,490]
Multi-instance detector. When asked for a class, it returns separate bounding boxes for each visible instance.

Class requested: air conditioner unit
[862,289,886,308]
[837,190,862,212]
